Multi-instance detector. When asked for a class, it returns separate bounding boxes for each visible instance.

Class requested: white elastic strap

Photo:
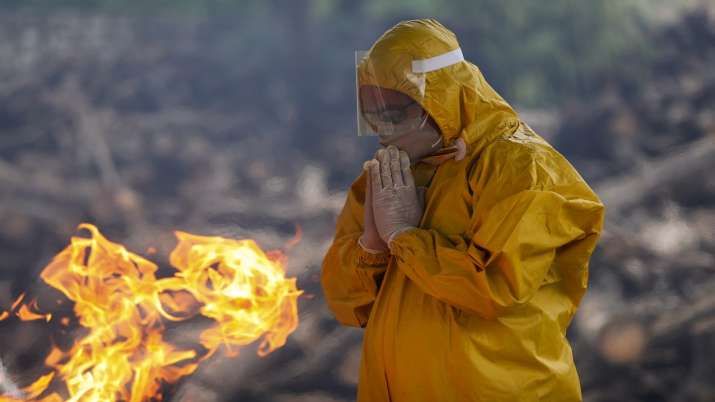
[431,136,443,148]
[411,48,464,74]
[358,236,387,254]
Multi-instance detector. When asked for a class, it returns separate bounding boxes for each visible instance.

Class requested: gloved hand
[365,145,424,246]
[358,162,389,253]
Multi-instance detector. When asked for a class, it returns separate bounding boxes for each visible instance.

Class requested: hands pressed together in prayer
[359,145,425,253]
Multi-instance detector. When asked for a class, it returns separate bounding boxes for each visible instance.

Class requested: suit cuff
[387,227,418,251]
[357,237,390,266]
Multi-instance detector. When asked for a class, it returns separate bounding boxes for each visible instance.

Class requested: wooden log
[596,135,715,216]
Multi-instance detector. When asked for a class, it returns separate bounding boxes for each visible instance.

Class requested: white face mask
[377,118,444,161]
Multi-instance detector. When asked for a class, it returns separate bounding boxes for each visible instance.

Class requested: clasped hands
[359,145,425,253]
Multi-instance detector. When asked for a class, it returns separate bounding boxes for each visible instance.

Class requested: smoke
[0,359,22,398]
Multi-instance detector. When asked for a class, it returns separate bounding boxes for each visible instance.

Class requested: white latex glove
[358,164,389,254]
[365,145,424,245]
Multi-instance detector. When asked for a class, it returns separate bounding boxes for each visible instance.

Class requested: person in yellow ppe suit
[321,18,605,402]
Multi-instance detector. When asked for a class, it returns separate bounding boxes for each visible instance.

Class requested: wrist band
[358,236,388,254]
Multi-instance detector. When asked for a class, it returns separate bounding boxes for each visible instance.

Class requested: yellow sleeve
[389,139,605,319]
[320,172,390,328]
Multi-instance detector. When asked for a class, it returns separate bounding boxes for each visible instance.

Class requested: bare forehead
[359,85,414,107]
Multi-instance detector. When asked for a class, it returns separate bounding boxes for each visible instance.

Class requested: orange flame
[16,301,52,323]
[0,223,302,401]
[284,224,303,250]
[0,294,52,322]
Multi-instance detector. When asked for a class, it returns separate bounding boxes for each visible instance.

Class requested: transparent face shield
[355,50,429,140]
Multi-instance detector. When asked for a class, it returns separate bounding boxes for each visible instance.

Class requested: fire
[0,223,302,402]
[0,294,52,323]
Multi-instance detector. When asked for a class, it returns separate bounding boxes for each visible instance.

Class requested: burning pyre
[0,223,302,401]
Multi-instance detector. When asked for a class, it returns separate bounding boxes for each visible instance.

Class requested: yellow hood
[357,18,520,153]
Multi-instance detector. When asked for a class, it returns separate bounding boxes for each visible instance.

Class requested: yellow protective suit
[321,19,605,402]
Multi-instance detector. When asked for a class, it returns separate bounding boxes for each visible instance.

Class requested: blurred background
[1,0,714,401]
